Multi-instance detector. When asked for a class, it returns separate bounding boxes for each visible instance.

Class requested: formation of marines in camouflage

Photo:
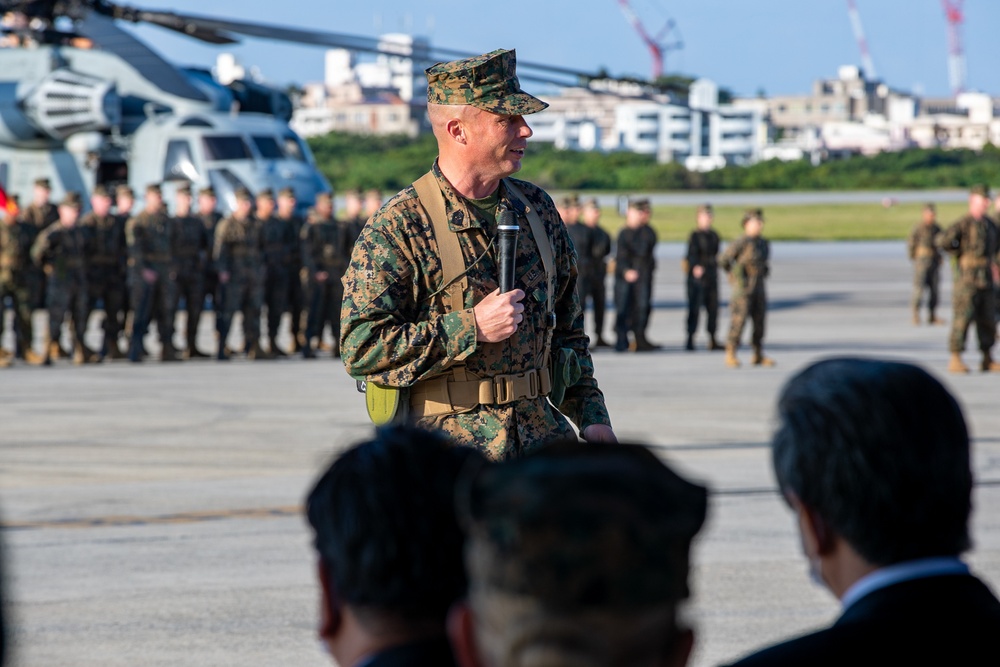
[0,177,362,367]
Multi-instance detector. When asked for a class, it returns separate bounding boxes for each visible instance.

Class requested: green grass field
[597,202,969,242]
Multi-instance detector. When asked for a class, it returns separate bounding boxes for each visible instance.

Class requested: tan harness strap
[504,179,555,313]
[414,171,467,312]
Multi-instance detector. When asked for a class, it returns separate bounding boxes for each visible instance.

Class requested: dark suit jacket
[362,636,457,667]
[724,574,1000,667]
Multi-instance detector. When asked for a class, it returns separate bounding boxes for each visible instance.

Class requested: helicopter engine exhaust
[6,69,121,143]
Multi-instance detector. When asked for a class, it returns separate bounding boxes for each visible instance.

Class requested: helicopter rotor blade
[110,6,596,87]
[76,9,209,101]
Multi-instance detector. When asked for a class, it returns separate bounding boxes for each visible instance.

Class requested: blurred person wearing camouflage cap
[936,184,1000,373]
[340,49,615,458]
[30,192,96,364]
[80,184,128,359]
[448,440,707,667]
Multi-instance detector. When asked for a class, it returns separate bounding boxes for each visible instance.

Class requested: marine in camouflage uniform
[116,185,137,350]
[0,210,45,365]
[614,199,659,352]
[197,187,223,334]
[171,184,210,358]
[301,192,348,359]
[721,209,773,368]
[19,177,58,310]
[907,203,943,325]
[340,49,615,458]
[561,195,593,317]
[258,189,297,355]
[937,185,1000,373]
[340,188,367,246]
[80,185,127,359]
[30,193,95,364]
[277,187,307,352]
[581,197,612,347]
[684,204,722,351]
[126,184,180,363]
[213,187,268,361]
[456,440,707,667]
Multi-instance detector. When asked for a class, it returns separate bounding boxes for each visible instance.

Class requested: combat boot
[247,341,272,361]
[912,310,920,325]
[48,341,64,362]
[634,332,661,352]
[928,312,943,325]
[24,348,46,366]
[187,347,211,359]
[106,340,127,360]
[948,353,969,374]
[981,351,1000,372]
[302,342,316,359]
[752,345,776,367]
[707,336,723,351]
[161,343,181,362]
[685,334,695,351]
[0,350,11,368]
[725,344,741,368]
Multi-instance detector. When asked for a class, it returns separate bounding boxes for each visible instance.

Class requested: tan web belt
[410,366,551,419]
[959,256,989,269]
[915,247,936,259]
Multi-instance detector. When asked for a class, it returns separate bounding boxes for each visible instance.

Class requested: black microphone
[497,208,519,294]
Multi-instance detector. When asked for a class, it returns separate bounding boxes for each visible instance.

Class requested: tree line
[307,132,1000,193]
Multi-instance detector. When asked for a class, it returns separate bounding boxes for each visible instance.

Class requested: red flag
[0,183,17,218]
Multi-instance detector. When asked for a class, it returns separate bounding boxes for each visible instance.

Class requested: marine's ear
[447,600,486,667]
[317,559,343,643]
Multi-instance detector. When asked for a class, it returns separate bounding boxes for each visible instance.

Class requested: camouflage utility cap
[425,48,548,115]
[970,184,991,198]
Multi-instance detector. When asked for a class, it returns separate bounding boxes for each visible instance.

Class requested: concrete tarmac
[2,240,999,667]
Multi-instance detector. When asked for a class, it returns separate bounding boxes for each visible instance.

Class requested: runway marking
[1,505,303,531]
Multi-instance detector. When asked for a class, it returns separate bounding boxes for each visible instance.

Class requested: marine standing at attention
[907,203,943,326]
[613,198,659,352]
[684,203,721,351]
[721,208,773,369]
[340,49,615,459]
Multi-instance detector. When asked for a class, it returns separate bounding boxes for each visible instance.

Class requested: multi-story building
[532,78,763,170]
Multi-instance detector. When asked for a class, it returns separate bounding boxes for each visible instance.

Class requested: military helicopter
[0,0,604,213]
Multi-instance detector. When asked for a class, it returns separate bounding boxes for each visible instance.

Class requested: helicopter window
[163,140,200,182]
[202,136,252,161]
[251,136,284,159]
[282,135,307,162]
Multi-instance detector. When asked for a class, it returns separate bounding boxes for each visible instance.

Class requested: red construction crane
[941,0,966,96]
[616,0,683,81]
[846,0,878,80]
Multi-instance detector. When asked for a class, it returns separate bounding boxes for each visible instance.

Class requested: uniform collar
[431,160,524,232]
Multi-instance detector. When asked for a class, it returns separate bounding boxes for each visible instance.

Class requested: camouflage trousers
[727,288,766,349]
[306,275,343,352]
[949,283,996,353]
[47,278,89,348]
[687,275,719,336]
[174,266,205,349]
[287,265,305,343]
[86,270,125,352]
[130,269,178,355]
[218,273,262,348]
[0,274,35,355]
[911,259,940,313]
[580,264,607,338]
[264,266,289,344]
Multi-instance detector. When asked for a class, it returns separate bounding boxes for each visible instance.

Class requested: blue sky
[129,0,999,97]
